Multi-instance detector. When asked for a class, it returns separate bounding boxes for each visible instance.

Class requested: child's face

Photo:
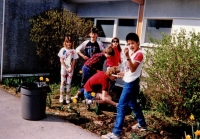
[89,32,98,40]
[112,39,119,46]
[127,40,139,52]
[65,42,72,49]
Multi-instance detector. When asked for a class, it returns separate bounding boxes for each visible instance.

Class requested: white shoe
[132,123,147,131]
[59,95,63,103]
[66,95,71,104]
[82,99,93,110]
[101,132,120,139]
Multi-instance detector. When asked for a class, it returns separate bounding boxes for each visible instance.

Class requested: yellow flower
[189,114,195,120]
[185,135,191,139]
[39,77,44,81]
[91,92,96,97]
[194,130,200,136]
[72,98,77,104]
[46,78,49,82]
[79,70,82,74]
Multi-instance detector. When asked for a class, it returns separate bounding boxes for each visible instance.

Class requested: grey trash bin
[19,82,51,120]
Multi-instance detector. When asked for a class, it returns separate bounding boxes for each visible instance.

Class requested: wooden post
[132,0,145,39]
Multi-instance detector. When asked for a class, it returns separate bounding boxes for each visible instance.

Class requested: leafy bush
[143,29,200,120]
[29,8,94,74]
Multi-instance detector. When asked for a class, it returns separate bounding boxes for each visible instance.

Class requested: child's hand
[124,48,129,58]
[117,72,124,78]
[68,68,72,73]
[83,55,89,60]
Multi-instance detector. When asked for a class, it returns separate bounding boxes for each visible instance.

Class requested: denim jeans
[84,89,94,100]
[112,78,146,136]
[79,65,96,94]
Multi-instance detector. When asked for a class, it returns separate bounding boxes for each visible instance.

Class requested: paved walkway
[0,89,100,139]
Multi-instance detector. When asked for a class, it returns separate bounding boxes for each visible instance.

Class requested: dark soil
[1,84,190,139]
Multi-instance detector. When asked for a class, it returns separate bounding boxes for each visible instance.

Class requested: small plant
[184,114,200,139]
[91,92,100,115]
[71,97,80,117]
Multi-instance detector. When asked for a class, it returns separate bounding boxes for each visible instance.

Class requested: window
[96,20,115,38]
[117,19,137,41]
[95,18,137,43]
[144,19,173,43]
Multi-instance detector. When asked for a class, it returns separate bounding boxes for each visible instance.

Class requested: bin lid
[20,82,38,89]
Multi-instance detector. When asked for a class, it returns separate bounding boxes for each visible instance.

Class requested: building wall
[76,1,138,17]
[2,0,200,77]
[144,0,200,18]
[141,0,200,43]
[3,0,61,74]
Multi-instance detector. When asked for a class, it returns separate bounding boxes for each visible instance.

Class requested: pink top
[106,47,121,67]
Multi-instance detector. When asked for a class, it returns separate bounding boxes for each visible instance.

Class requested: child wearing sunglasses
[106,37,122,92]
[106,37,122,68]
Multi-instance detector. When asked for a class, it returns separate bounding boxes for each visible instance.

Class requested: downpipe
[1,0,5,81]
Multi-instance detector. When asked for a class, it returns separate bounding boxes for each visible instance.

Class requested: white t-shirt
[58,48,79,68]
[123,49,143,83]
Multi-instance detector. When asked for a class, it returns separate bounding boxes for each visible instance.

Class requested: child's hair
[63,36,74,48]
[106,66,120,76]
[104,45,115,56]
[111,37,122,52]
[90,27,99,34]
[126,33,139,44]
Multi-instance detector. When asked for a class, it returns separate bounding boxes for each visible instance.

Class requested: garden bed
[0,84,191,139]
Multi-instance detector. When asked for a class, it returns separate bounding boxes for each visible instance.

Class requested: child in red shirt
[83,66,120,108]
[106,37,122,92]
[106,37,122,67]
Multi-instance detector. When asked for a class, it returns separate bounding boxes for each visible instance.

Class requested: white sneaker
[132,123,147,131]
[101,132,120,139]
[82,99,93,104]
[82,99,93,110]
[59,95,63,103]
[66,95,71,104]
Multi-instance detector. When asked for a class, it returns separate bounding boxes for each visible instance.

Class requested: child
[101,33,147,139]
[106,37,122,92]
[83,66,120,108]
[58,36,79,104]
[76,27,104,60]
[106,37,122,68]
[72,45,115,99]
[75,27,105,98]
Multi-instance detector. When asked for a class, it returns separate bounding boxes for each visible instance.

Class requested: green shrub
[29,8,94,74]
[143,29,200,120]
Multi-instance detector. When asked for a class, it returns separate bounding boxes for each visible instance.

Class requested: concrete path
[0,89,100,139]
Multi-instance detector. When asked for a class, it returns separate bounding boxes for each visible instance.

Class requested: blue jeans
[79,65,96,94]
[81,65,96,87]
[84,89,94,100]
[112,78,146,136]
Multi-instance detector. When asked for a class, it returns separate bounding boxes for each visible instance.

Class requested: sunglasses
[112,41,119,43]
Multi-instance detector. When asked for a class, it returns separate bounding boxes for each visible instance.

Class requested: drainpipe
[1,0,5,81]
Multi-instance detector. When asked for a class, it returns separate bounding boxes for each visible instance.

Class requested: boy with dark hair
[101,33,147,139]
[75,27,105,99]
[76,27,104,60]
